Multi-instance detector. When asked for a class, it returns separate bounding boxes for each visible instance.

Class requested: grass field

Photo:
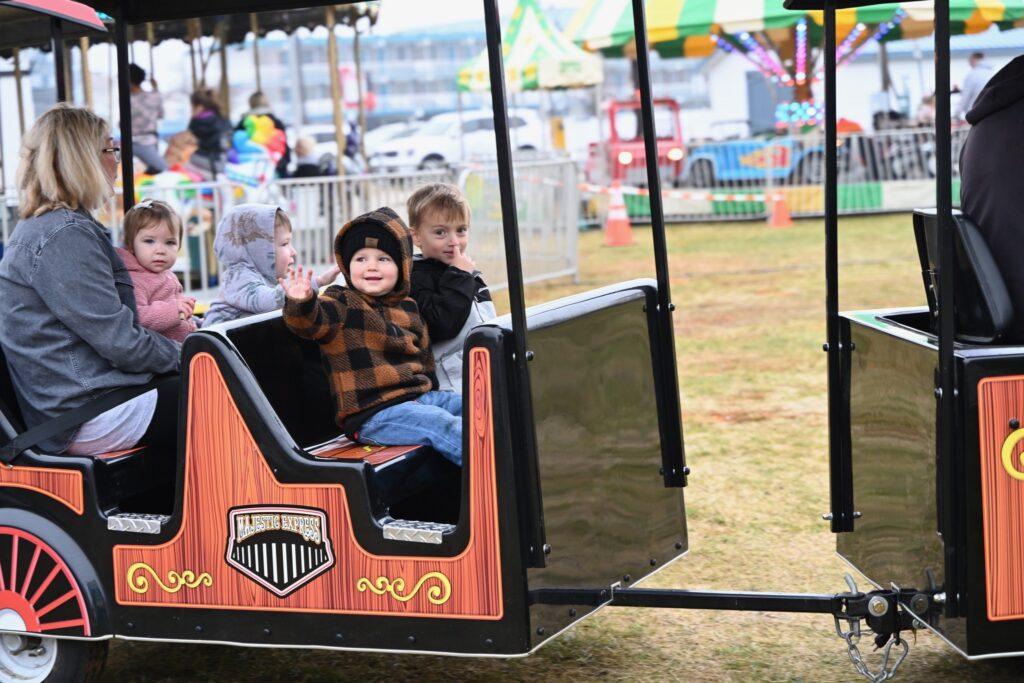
[104,214,1024,682]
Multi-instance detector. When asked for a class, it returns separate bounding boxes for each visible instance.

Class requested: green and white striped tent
[456,0,602,92]
[566,0,1024,59]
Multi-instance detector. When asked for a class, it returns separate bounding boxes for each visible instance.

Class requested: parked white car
[367,109,545,173]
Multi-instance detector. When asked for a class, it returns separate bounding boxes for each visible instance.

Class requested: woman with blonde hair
[0,103,180,456]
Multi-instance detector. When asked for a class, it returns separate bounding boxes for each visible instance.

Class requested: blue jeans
[357,391,463,466]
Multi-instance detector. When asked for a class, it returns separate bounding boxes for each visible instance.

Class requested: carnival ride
[0,1,1014,682]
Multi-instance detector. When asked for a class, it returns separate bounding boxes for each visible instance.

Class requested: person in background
[915,93,937,128]
[292,136,335,178]
[0,104,180,455]
[959,56,1024,341]
[956,52,995,120]
[237,91,291,179]
[129,63,166,174]
[187,90,230,178]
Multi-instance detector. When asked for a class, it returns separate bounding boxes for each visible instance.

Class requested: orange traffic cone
[768,191,792,228]
[603,181,634,247]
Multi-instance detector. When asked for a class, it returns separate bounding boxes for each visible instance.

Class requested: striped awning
[457,0,603,92]
[567,0,1024,58]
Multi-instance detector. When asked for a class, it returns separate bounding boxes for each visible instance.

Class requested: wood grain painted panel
[978,375,1024,621]
[113,350,503,619]
[0,466,83,516]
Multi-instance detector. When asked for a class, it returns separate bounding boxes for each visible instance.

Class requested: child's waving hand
[280,265,314,300]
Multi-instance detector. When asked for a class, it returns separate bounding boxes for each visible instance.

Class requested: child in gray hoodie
[201,204,339,327]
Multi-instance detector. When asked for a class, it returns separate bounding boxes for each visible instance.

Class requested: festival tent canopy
[457,0,602,92]
[0,0,108,54]
[566,0,1024,59]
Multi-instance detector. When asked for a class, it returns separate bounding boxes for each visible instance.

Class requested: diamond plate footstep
[107,513,171,534]
[382,518,456,544]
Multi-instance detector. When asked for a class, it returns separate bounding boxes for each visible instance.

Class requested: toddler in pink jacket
[116,199,196,342]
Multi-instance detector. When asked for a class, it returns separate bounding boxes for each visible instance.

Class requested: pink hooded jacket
[116,246,196,342]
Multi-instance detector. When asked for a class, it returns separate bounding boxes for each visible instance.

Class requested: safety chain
[834,615,909,683]
[833,575,916,683]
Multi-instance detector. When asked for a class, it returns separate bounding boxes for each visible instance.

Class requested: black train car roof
[86,0,363,24]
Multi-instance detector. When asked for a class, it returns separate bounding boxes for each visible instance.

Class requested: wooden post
[107,42,115,124]
[250,13,262,92]
[325,6,346,175]
[80,37,93,109]
[354,25,367,167]
[13,48,25,135]
[188,18,199,89]
[217,20,231,119]
[63,40,74,101]
[146,22,156,79]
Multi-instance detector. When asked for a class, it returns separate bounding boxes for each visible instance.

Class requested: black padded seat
[223,314,459,521]
[913,208,1015,344]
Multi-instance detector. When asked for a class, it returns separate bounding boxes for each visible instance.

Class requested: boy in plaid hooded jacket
[281,207,463,466]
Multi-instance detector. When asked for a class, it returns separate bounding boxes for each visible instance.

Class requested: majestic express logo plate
[225,505,335,597]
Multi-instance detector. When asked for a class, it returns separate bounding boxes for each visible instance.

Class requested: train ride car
[0,1,694,680]
[5,1,1004,682]
[790,0,1024,664]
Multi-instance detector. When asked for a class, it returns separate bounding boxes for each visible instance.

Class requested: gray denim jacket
[0,208,181,452]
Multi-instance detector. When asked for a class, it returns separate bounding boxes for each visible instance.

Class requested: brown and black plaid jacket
[283,208,436,435]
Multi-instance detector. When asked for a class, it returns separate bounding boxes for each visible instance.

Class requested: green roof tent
[568,0,1024,58]
[566,0,1024,102]
[456,0,602,92]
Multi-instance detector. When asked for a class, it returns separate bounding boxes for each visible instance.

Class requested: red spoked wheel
[0,526,106,683]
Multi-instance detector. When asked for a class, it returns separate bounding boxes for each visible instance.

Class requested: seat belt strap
[1,376,173,465]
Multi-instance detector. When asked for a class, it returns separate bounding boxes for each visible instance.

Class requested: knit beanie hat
[337,207,406,284]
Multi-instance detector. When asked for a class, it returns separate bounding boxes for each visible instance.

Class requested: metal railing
[458,158,579,291]
[1,159,580,299]
[579,126,970,225]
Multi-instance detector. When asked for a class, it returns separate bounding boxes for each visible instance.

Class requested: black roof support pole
[51,19,66,102]
[823,1,852,533]
[114,8,135,210]
[933,0,960,618]
[630,0,687,488]
[482,0,547,568]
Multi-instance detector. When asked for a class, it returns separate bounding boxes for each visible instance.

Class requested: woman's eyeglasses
[102,147,121,163]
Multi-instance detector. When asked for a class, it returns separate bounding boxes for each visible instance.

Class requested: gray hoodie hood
[202,203,286,327]
[213,204,279,283]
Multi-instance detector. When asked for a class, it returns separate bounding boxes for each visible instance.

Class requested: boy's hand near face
[450,245,477,274]
[316,264,341,287]
[280,266,314,300]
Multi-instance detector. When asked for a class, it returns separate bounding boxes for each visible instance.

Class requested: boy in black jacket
[407,183,496,393]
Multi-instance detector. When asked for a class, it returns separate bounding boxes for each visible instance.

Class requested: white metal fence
[458,158,579,291]
[1,159,580,298]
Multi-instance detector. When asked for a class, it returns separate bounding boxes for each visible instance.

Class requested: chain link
[834,616,909,683]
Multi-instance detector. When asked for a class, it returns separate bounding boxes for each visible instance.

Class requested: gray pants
[133,143,167,174]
